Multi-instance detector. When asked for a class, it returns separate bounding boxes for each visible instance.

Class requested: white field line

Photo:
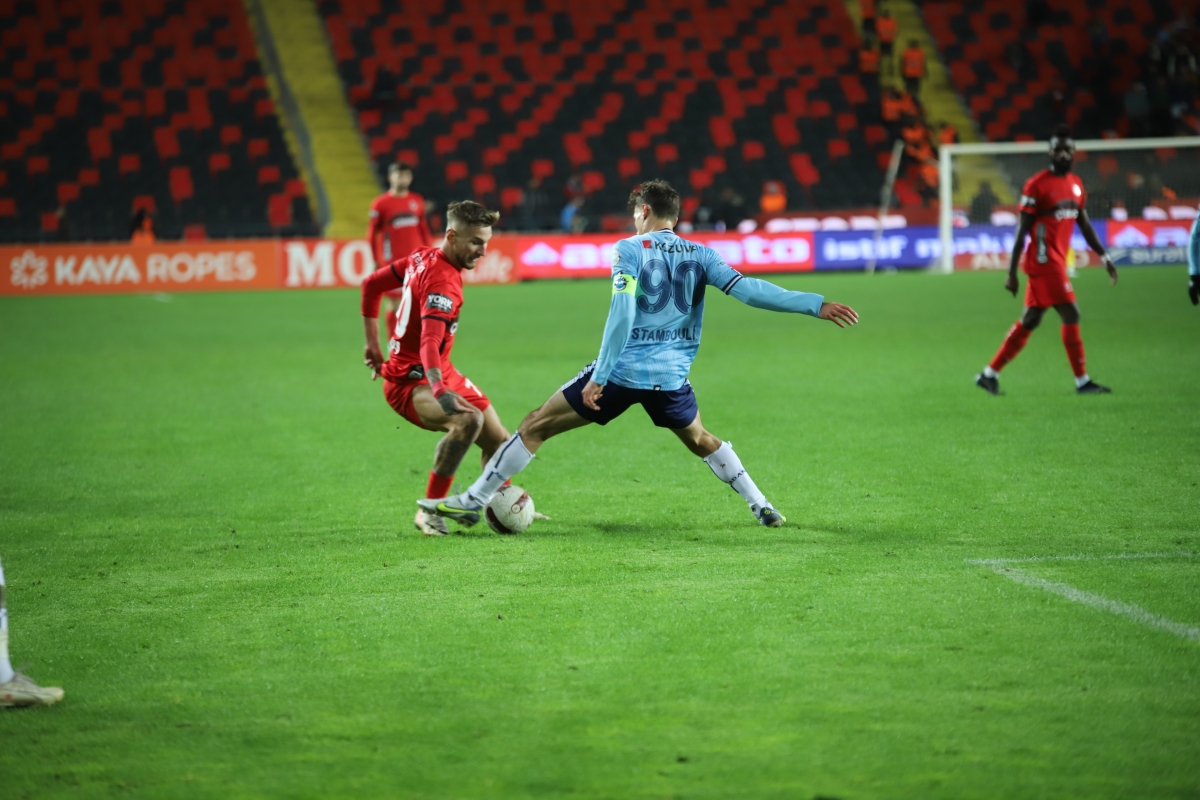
[967,551,1198,567]
[967,552,1200,643]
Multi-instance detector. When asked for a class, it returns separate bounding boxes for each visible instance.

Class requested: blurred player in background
[0,556,63,708]
[421,180,858,530]
[361,201,511,536]
[976,125,1117,396]
[1188,212,1199,305]
[368,161,433,339]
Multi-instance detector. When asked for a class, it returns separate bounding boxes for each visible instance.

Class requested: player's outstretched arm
[360,263,405,379]
[362,317,385,379]
[729,276,857,326]
[1007,213,1034,296]
[1077,210,1117,286]
[585,271,639,410]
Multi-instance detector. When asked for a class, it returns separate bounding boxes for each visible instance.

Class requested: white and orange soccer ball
[485,485,535,534]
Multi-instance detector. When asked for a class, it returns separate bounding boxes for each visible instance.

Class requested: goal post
[938,136,1200,274]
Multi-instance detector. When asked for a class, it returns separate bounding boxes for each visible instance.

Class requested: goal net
[937,136,1200,274]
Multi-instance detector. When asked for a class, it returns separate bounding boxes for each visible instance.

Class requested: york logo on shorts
[426,293,453,312]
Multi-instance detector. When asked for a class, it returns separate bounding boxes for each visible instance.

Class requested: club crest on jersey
[426,293,453,312]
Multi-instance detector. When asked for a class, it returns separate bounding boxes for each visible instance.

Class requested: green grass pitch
[1,266,1197,798]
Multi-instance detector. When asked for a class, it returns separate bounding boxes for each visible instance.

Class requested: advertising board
[1,241,279,296]
[1,219,1187,297]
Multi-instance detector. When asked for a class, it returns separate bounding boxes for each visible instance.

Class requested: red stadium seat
[789,153,819,189]
[617,157,641,180]
[268,194,292,227]
[742,141,765,161]
[500,187,524,210]
[827,140,851,159]
[472,173,497,196]
[209,153,231,174]
[445,161,469,184]
[169,166,193,202]
[258,165,281,185]
[57,183,80,204]
[654,143,678,166]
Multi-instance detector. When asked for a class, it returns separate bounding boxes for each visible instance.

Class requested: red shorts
[1025,272,1076,308]
[383,364,490,431]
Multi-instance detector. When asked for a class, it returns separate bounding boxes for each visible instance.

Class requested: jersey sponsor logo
[389,214,420,228]
[629,326,698,342]
[1052,208,1080,220]
[426,292,453,312]
[642,240,652,249]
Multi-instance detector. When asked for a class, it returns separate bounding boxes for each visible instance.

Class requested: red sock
[501,478,511,489]
[384,310,397,340]
[988,320,1033,372]
[1061,323,1086,378]
[427,471,454,499]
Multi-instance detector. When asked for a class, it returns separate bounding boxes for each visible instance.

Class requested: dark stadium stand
[917,0,1187,141]
[0,0,318,243]
[319,0,891,225]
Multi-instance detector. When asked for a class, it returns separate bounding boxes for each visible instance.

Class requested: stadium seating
[916,0,1183,141]
[318,0,891,223]
[0,0,318,242]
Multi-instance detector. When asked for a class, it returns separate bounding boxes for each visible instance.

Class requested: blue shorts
[560,361,699,429]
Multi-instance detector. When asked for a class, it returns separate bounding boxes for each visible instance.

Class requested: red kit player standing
[361,201,510,536]
[368,161,433,338]
[975,126,1118,396]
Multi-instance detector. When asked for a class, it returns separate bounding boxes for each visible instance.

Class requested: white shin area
[703,441,768,511]
[468,433,535,505]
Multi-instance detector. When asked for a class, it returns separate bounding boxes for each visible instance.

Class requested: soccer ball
[485,485,535,534]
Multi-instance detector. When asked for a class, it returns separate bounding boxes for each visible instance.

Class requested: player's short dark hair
[1050,124,1073,142]
[446,199,499,229]
[389,161,412,173]
[627,179,681,220]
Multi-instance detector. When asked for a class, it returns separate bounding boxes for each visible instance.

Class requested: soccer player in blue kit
[420,180,859,528]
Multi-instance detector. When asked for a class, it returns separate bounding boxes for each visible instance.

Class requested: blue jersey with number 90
[596,228,744,391]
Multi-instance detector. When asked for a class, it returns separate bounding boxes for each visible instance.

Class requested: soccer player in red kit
[368,161,433,339]
[975,125,1118,396]
[361,200,510,536]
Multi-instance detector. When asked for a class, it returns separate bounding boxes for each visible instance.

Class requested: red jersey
[361,246,464,383]
[1019,169,1086,276]
[368,191,432,267]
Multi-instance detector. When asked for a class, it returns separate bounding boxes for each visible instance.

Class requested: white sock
[1075,373,1090,388]
[0,558,13,684]
[703,442,769,511]
[467,433,535,505]
[982,365,999,379]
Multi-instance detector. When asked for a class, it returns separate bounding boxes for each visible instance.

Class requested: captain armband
[612,272,638,296]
